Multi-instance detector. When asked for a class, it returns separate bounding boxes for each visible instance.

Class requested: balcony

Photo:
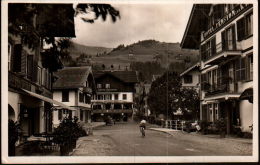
[92,109,133,114]
[201,40,242,65]
[203,76,233,97]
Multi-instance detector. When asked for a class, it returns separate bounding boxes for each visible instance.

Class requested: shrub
[199,120,210,134]
[215,118,227,138]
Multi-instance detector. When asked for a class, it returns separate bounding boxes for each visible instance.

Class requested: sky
[72,3,193,48]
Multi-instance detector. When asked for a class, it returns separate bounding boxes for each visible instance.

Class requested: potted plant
[53,116,86,156]
[216,118,226,138]
[8,120,21,156]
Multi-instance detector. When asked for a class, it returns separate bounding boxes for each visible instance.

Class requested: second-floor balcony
[201,40,242,65]
[202,76,235,97]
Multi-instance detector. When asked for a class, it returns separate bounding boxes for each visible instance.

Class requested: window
[105,84,110,89]
[235,58,246,81]
[237,12,253,41]
[97,95,103,100]
[247,55,253,81]
[105,94,111,100]
[114,94,119,100]
[245,12,253,37]
[222,25,236,51]
[97,84,102,89]
[62,90,69,102]
[85,94,91,104]
[79,92,84,102]
[184,75,193,84]
[201,37,216,60]
[214,103,219,121]
[13,44,22,72]
[123,94,127,100]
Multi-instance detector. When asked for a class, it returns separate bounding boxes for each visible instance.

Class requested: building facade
[181,4,253,133]
[52,67,96,127]
[180,62,200,92]
[91,71,138,122]
[8,4,76,139]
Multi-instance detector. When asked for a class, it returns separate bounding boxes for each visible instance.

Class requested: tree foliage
[147,71,182,117]
[147,71,199,120]
[130,61,165,83]
[8,3,120,64]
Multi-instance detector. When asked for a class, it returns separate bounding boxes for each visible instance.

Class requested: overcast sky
[72,3,193,48]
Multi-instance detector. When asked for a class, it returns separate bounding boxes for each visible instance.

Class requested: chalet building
[91,71,138,122]
[52,67,96,127]
[8,4,76,139]
[180,62,200,92]
[181,4,254,134]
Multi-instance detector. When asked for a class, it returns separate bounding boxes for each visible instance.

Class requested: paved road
[72,121,252,156]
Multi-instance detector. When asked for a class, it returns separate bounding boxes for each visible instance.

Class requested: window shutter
[12,44,22,72]
[211,37,216,56]
[20,49,27,75]
[241,58,246,80]
[221,31,226,51]
[26,55,33,80]
[231,25,237,49]
[32,60,38,82]
[237,17,245,41]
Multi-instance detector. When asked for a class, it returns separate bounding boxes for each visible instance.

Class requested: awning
[22,89,76,111]
[239,88,253,103]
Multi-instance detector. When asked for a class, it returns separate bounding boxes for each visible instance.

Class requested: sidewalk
[148,127,252,144]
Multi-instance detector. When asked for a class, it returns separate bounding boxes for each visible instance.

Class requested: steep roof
[93,70,138,83]
[180,4,211,49]
[180,62,200,76]
[53,66,92,89]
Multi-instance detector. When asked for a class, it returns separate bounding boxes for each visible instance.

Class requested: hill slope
[91,39,199,69]
[68,42,112,59]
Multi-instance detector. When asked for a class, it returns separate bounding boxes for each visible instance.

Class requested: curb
[148,128,180,135]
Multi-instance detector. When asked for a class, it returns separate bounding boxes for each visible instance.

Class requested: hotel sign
[203,4,250,39]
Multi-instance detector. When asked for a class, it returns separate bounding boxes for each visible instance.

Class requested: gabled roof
[180,62,200,76]
[93,70,138,83]
[180,4,211,49]
[53,66,92,89]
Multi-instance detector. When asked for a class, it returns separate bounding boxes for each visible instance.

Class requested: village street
[71,121,252,156]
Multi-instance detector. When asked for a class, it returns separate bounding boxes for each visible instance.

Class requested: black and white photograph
[1,0,258,163]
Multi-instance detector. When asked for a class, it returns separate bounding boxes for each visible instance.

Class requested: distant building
[91,70,138,122]
[180,62,200,92]
[52,67,96,127]
[181,4,253,133]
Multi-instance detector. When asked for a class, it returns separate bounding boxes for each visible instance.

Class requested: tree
[147,71,182,118]
[8,3,120,63]
[179,88,200,120]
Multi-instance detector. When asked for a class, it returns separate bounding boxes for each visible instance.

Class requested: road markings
[185,148,195,152]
